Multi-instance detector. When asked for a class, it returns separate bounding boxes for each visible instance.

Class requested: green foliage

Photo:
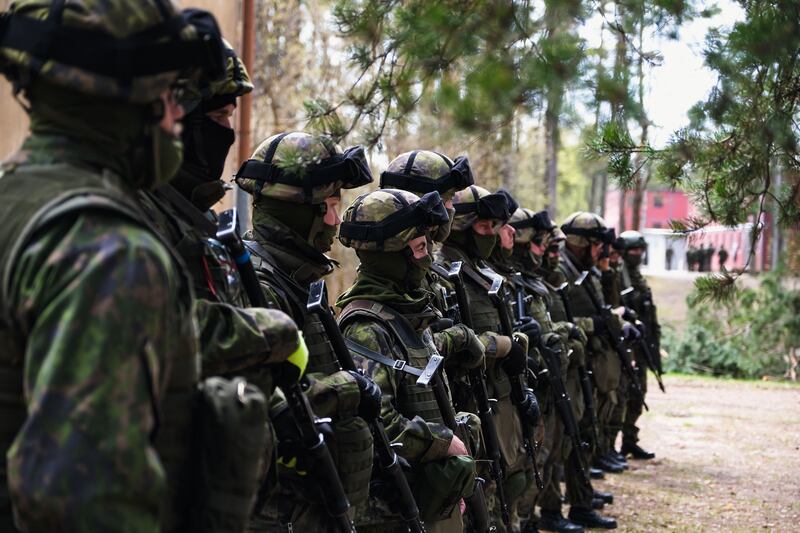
[664,258,800,379]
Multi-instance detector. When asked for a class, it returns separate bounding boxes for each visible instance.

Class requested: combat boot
[568,507,618,529]
[589,467,605,480]
[593,489,614,505]
[539,510,585,533]
[593,454,624,473]
[591,498,605,510]
[621,442,655,460]
[611,450,629,469]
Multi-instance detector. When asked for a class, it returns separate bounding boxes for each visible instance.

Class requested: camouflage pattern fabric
[0,151,198,531]
[339,189,426,252]
[0,0,217,103]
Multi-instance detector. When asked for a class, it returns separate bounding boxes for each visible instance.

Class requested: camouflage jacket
[619,261,661,340]
[0,139,199,532]
[137,186,299,388]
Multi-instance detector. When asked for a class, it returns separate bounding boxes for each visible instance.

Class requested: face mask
[312,223,338,253]
[152,126,184,188]
[544,253,560,272]
[173,113,235,208]
[625,254,643,268]
[433,206,456,242]
[471,232,497,260]
[189,180,226,211]
[408,252,433,288]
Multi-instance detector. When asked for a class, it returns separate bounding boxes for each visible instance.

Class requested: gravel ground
[582,374,800,532]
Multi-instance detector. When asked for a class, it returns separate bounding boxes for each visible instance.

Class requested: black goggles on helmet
[455,190,515,223]
[561,225,616,244]
[339,191,451,246]
[510,210,555,232]
[235,144,373,192]
[379,155,474,194]
[0,7,226,85]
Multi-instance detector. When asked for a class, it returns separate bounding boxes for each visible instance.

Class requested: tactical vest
[245,240,373,506]
[246,241,341,376]
[339,300,445,425]
[138,187,245,306]
[0,163,198,532]
[438,246,511,400]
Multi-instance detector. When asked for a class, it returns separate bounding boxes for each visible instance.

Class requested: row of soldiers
[0,2,663,532]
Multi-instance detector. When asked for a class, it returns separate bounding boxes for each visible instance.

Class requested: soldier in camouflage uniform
[616,231,658,461]
[337,188,477,532]
[379,150,487,378]
[436,185,532,532]
[134,40,311,517]
[234,131,380,531]
[558,213,642,529]
[0,2,258,531]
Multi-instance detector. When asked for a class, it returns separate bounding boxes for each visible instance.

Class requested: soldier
[337,188,478,532]
[234,131,379,531]
[436,185,532,532]
[135,40,312,520]
[718,245,729,270]
[0,1,256,531]
[558,213,641,504]
[505,209,616,532]
[617,231,659,461]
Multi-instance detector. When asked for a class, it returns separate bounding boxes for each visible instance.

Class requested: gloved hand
[568,323,588,344]
[622,321,641,341]
[514,317,541,345]
[500,340,527,376]
[591,315,608,336]
[519,390,540,428]
[275,332,309,388]
[440,324,485,370]
[347,370,382,421]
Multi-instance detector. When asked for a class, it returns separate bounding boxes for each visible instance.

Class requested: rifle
[307,279,427,533]
[216,209,355,533]
[486,270,577,490]
[433,261,511,528]
[426,318,491,533]
[555,274,600,448]
[620,287,666,393]
[579,271,649,411]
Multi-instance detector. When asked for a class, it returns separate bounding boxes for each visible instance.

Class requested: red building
[604,187,772,272]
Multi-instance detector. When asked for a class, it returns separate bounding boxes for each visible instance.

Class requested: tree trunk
[631,19,649,231]
[544,94,560,218]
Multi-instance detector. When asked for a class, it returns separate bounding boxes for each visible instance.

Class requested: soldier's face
[530,240,546,257]
[206,103,236,129]
[159,89,184,136]
[498,224,516,250]
[589,240,604,263]
[323,196,342,226]
[408,235,429,259]
[627,248,643,259]
[472,219,498,236]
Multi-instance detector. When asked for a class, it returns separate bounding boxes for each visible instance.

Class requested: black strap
[344,338,424,378]
[154,184,217,236]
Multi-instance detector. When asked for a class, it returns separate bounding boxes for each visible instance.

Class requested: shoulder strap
[154,184,217,236]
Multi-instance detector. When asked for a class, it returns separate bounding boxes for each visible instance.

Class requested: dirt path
[587,375,800,532]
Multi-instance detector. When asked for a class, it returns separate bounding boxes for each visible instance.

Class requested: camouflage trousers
[623,355,648,445]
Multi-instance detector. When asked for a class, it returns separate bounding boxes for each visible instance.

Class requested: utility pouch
[409,455,476,522]
[191,376,268,533]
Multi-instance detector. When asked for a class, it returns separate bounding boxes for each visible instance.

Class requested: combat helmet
[0,1,226,103]
[510,208,555,245]
[617,230,647,251]
[178,38,253,115]
[235,131,372,204]
[561,211,614,247]
[451,185,516,232]
[379,150,474,201]
[339,189,450,252]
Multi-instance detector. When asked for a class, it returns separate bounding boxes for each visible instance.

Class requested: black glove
[591,315,608,335]
[621,322,641,341]
[501,340,527,376]
[519,390,540,428]
[568,324,584,342]
[429,317,455,333]
[348,370,382,421]
[514,317,541,345]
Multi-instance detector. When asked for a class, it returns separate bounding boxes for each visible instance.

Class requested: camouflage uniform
[617,232,660,455]
[559,213,627,466]
[436,185,529,532]
[337,188,476,532]
[235,131,376,531]
[0,2,232,531]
